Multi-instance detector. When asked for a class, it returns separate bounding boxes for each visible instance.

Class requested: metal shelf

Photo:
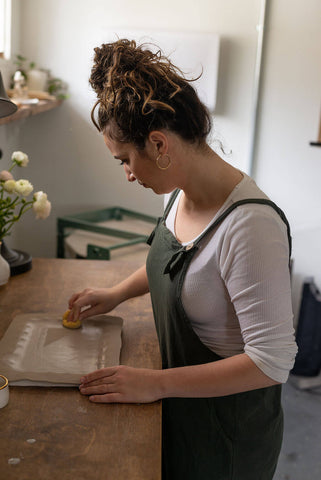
[57,206,157,260]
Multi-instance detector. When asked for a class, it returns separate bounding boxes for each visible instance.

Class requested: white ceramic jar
[27,69,48,91]
[0,375,9,408]
[0,243,10,286]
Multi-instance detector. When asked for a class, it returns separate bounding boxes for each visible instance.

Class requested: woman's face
[103,133,174,194]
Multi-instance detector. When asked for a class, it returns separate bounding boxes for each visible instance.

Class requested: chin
[153,188,171,195]
[145,184,176,195]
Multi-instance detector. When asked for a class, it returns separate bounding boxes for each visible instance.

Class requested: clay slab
[0,313,123,386]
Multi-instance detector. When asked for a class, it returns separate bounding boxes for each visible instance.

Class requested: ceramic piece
[0,245,10,286]
[0,375,9,408]
[0,313,123,386]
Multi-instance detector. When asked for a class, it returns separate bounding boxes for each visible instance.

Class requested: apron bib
[146,191,290,480]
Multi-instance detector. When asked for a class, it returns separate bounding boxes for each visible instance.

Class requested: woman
[68,39,297,479]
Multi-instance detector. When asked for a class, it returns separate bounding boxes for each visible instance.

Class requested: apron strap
[163,189,181,219]
[163,198,292,276]
[195,198,292,258]
[147,189,180,246]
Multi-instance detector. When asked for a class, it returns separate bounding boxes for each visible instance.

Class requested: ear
[147,130,169,154]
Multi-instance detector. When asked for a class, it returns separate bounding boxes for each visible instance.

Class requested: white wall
[0,0,20,183]
[253,0,321,320]
[2,0,260,258]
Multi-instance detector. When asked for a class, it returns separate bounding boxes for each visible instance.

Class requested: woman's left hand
[79,365,162,404]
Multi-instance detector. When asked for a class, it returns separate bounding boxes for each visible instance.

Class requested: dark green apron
[146,190,291,480]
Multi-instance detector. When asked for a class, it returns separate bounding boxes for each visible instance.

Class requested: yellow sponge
[62,309,82,329]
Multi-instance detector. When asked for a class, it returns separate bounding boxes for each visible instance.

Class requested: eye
[119,161,125,166]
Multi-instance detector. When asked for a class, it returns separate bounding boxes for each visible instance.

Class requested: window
[0,0,12,59]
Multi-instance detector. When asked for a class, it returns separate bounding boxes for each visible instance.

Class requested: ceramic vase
[27,69,48,91]
[0,242,10,286]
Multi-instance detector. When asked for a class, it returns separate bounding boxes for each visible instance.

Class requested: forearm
[112,264,149,304]
[157,353,279,399]
[79,353,280,404]
[68,264,149,321]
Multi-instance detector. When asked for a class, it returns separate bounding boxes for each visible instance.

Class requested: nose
[123,164,136,182]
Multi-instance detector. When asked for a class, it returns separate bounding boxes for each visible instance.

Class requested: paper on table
[0,313,123,386]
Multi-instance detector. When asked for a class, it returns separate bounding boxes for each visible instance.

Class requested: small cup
[0,375,9,408]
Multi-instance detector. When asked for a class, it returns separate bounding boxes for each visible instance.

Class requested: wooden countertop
[0,258,161,479]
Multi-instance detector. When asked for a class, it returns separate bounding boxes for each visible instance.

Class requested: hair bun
[89,39,211,148]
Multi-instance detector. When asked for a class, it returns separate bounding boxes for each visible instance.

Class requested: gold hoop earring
[156,153,171,170]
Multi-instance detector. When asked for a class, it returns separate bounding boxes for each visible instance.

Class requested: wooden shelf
[0,98,63,125]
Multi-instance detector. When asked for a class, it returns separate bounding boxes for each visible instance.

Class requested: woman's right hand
[67,287,120,322]
[67,265,149,323]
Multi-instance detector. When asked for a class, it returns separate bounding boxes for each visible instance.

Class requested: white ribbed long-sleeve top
[165,174,297,383]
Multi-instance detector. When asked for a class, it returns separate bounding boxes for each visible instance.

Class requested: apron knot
[163,243,197,278]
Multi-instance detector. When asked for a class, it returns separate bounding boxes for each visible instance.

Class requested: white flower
[33,191,51,219]
[14,179,34,196]
[3,179,16,193]
[0,170,14,181]
[11,151,29,167]
[0,151,51,240]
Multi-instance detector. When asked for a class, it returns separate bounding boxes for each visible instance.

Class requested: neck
[175,143,243,210]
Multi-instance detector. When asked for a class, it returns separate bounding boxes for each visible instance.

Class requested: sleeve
[218,205,298,383]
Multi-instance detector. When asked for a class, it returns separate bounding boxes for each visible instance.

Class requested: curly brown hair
[89,39,211,149]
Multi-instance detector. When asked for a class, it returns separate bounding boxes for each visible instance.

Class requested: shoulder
[223,201,288,238]
[214,201,291,277]
[217,202,290,255]
[218,173,289,242]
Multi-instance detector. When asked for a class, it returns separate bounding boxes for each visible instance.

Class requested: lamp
[0,71,32,275]
[0,71,17,118]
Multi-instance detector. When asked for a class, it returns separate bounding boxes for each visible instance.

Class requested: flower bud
[0,170,14,181]
[3,179,16,193]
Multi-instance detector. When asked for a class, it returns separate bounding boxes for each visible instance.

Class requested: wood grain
[0,99,63,125]
[0,258,161,480]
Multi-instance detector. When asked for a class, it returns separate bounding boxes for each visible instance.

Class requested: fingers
[80,376,114,389]
[69,288,92,309]
[79,368,122,403]
[78,365,160,404]
[80,382,114,395]
[68,289,96,321]
[89,393,122,403]
[68,292,81,309]
[68,288,112,322]
[80,382,128,404]
[75,304,102,322]
[80,306,96,321]
[80,367,117,385]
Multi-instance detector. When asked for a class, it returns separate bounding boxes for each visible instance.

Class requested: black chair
[291,277,321,377]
